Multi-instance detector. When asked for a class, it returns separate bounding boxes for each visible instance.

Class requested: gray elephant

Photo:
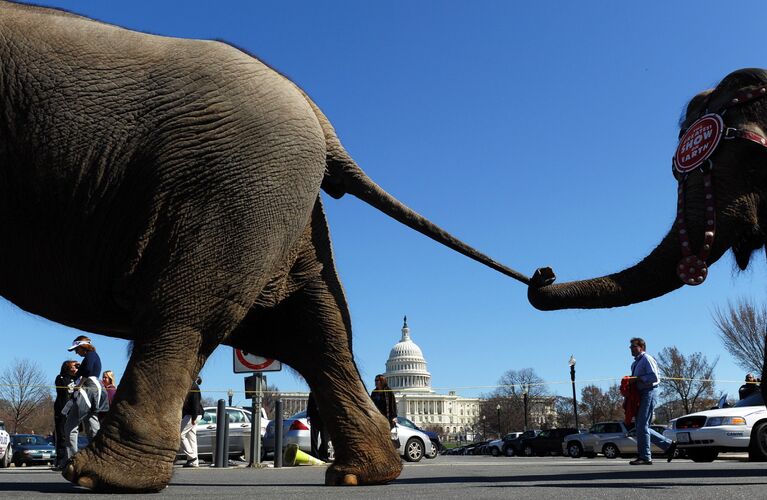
[0,1,528,492]
[527,68,767,453]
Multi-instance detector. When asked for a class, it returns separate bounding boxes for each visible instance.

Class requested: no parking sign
[232,348,282,373]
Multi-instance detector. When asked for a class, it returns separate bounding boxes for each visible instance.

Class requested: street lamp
[227,388,234,407]
[482,415,486,440]
[496,403,502,438]
[522,384,529,431]
[569,355,579,429]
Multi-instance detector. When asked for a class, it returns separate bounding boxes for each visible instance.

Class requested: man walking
[628,337,676,465]
[180,377,204,467]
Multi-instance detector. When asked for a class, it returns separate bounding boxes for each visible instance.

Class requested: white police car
[665,391,767,462]
[0,420,11,468]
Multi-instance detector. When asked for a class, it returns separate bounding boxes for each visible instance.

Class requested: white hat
[67,340,91,351]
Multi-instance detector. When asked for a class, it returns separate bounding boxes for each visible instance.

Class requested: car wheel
[503,446,514,457]
[687,449,718,462]
[13,459,23,468]
[567,442,583,458]
[404,438,424,462]
[0,447,10,468]
[749,421,767,461]
[602,443,619,459]
[523,445,533,457]
[425,441,438,459]
[490,447,500,457]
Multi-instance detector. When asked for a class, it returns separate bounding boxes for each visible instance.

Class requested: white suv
[665,391,767,462]
[0,420,11,468]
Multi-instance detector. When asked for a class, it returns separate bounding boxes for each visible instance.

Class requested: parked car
[487,432,523,457]
[596,425,668,459]
[504,430,541,456]
[181,406,268,460]
[520,428,578,456]
[665,390,767,462]
[0,421,11,468]
[563,422,628,458]
[262,410,313,461]
[395,424,434,462]
[263,411,432,463]
[10,434,56,467]
[395,417,441,459]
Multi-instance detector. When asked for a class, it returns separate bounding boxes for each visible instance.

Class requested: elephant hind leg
[232,279,402,486]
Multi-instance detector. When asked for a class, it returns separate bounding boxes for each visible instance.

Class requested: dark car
[396,417,442,458]
[10,434,56,467]
[520,428,578,456]
[503,430,541,456]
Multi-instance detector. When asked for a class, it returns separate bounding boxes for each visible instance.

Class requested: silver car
[263,410,432,462]
[394,423,434,462]
[595,425,668,458]
[190,406,268,459]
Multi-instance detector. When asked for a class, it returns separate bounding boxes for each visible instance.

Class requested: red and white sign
[674,113,724,173]
[233,349,282,373]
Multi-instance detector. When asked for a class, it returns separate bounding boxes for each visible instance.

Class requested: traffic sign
[233,349,282,373]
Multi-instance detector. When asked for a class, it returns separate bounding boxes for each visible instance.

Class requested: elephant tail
[303,96,530,285]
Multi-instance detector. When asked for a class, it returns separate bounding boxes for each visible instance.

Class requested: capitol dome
[384,317,432,393]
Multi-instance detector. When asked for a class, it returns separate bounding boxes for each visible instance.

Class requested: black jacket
[182,382,204,417]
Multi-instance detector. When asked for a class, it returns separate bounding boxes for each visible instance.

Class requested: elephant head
[528,68,767,311]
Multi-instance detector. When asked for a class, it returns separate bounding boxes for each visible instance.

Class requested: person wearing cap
[61,335,110,461]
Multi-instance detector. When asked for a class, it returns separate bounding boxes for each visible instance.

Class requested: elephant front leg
[63,322,207,492]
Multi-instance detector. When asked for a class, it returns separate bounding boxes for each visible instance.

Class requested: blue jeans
[636,388,671,460]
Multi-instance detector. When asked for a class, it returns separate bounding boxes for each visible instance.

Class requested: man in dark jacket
[306,392,329,461]
[180,377,204,467]
[53,360,78,470]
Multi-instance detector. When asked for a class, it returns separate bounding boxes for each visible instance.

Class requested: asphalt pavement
[2,455,766,499]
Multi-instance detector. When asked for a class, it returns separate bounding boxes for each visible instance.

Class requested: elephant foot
[62,438,173,493]
[324,451,402,486]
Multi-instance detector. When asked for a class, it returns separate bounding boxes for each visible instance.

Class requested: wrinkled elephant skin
[0,2,531,492]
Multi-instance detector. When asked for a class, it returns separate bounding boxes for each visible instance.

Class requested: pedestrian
[739,373,760,400]
[180,376,204,467]
[52,359,78,470]
[628,337,677,465]
[61,335,109,461]
[370,374,398,428]
[101,370,117,404]
[306,392,329,461]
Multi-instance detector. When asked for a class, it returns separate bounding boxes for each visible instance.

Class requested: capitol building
[278,317,481,441]
[384,317,480,441]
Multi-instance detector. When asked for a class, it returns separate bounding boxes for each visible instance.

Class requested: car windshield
[397,417,417,429]
[734,391,765,408]
[12,435,48,446]
[290,411,307,419]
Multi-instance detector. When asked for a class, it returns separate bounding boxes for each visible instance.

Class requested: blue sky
[3,0,767,407]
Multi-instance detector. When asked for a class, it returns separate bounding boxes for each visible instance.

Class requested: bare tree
[712,298,766,375]
[261,384,281,419]
[656,346,718,415]
[0,359,52,434]
[578,384,623,427]
[481,368,550,435]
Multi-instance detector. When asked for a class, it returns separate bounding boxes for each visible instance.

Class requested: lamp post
[496,403,502,438]
[482,415,486,440]
[523,384,529,431]
[569,355,579,429]
[227,388,234,407]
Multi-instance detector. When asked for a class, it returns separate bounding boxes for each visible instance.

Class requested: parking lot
[2,454,767,500]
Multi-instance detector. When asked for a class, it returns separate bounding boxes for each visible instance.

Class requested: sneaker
[629,458,653,465]
[183,459,199,468]
[666,442,677,463]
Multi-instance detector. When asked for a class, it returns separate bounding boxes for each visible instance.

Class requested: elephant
[0,1,529,492]
[527,69,767,406]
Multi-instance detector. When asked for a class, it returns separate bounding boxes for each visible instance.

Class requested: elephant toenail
[342,474,359,486]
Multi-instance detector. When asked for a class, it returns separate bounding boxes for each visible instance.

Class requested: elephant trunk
[528,175,734,310]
